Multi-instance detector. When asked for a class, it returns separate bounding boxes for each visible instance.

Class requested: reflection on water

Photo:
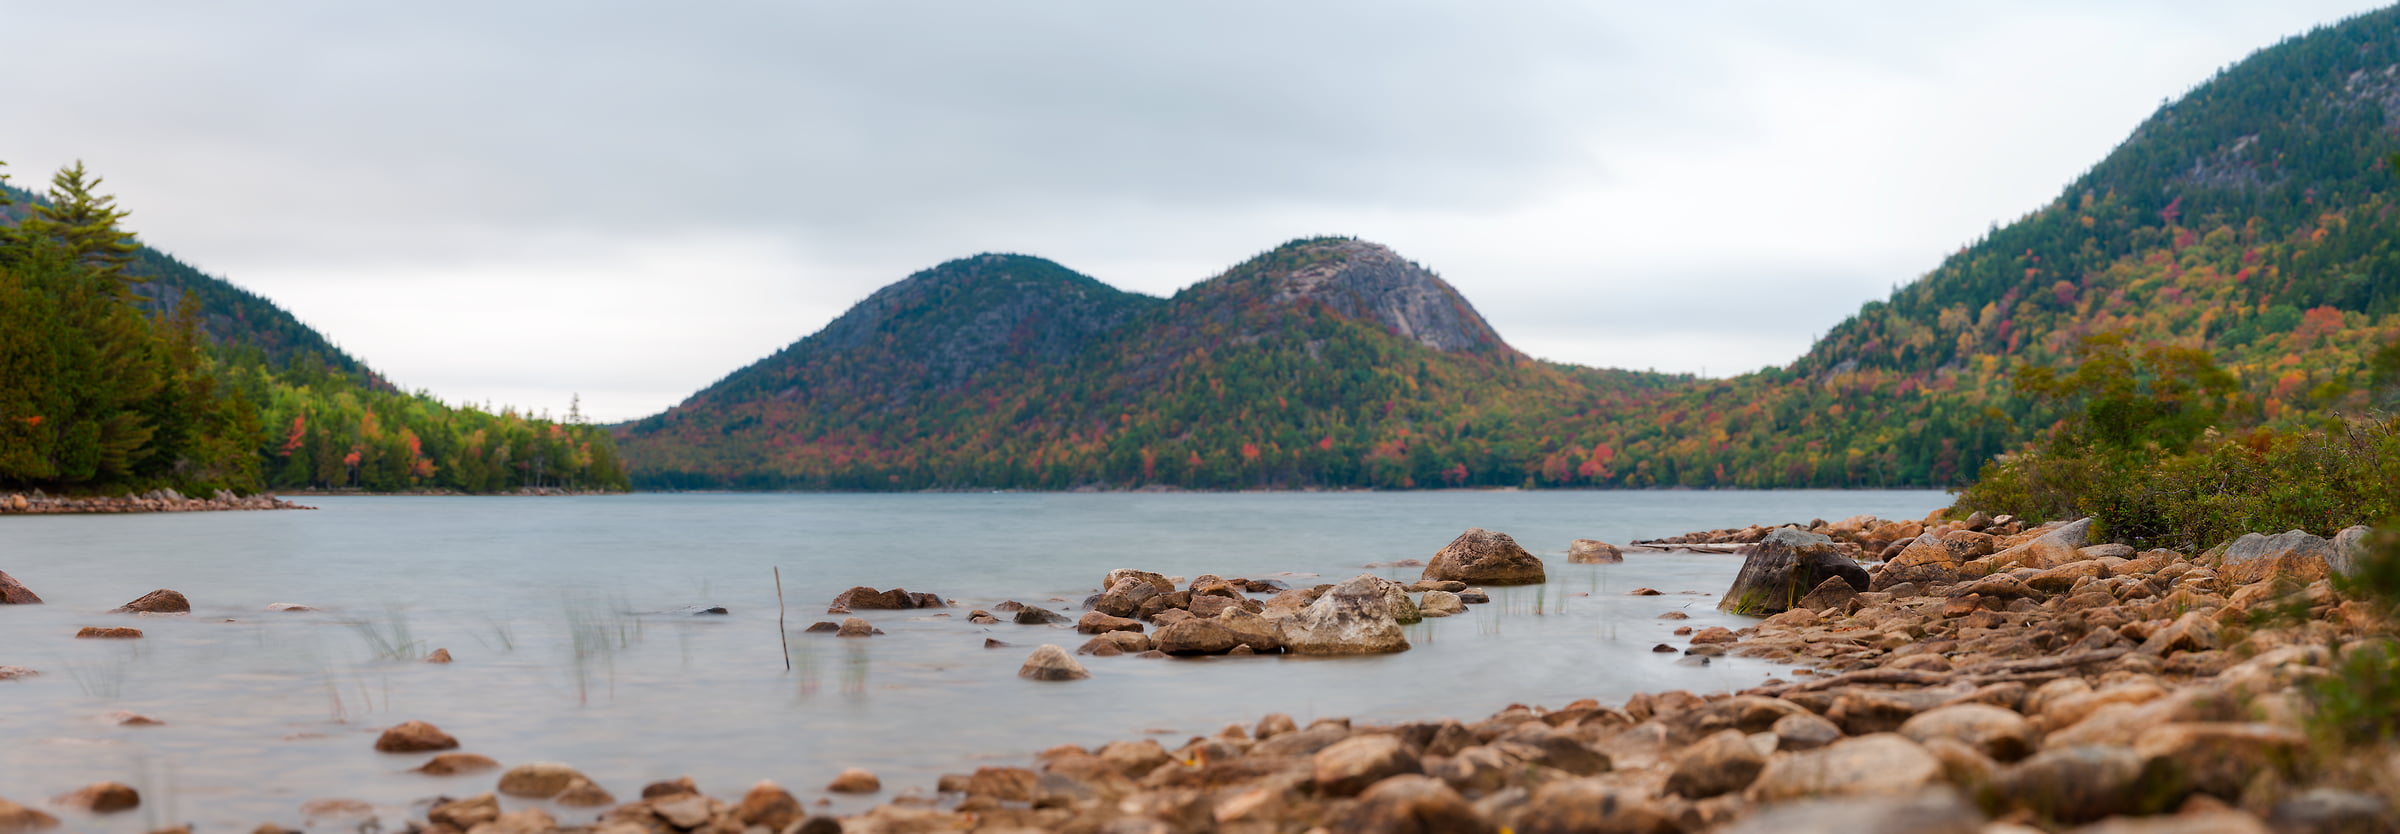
[0,490,1945,831]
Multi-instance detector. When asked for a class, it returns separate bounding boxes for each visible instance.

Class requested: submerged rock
[50,782,138,814]
[374,720,459,753]
[414,753,500,775]
[1567,539,1624,564]
[1423,528,1547,585]
[1019,644,1090,681]
[497,762,588,798]
[826,768,882,793]
[0,570,43,604]
[75,626,142,639]
[112,589,190,614]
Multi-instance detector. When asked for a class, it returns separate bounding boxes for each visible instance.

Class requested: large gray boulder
[1279,575,1411,655]
[2214,527,2365,585]
[1721,529,1869,616]
[1422,528,1546,585]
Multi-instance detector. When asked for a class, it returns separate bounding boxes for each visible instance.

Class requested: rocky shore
[0,489,311,514]
[2,513,2391,833]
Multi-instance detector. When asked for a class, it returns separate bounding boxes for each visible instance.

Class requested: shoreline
[0,490,312,515]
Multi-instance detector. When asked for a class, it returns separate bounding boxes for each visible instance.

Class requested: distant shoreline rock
[0,489,311,515]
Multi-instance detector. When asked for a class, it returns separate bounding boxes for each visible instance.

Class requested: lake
[0,489,1946,831]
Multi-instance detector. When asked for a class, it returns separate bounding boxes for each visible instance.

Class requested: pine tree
[23,162,140,284]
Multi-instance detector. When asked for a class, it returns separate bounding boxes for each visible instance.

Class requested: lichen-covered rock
[1279,575,1411,655]
[1423,528,1547,585]
[1722,528,1868,615]
[2214,529,2348,585]
[1418,590,1466,617]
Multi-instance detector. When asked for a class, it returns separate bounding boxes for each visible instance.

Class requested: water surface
[0,490,1945,831]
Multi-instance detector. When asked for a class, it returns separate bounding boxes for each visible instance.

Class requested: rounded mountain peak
[1229,237,1509,353]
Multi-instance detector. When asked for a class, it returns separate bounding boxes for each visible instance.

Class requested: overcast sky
[3,2,2389,422]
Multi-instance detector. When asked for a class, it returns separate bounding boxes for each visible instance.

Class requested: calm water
[0,490,1945,831]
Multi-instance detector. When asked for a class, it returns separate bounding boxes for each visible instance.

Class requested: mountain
[628,7,2400,492]
[620,237,1676,489]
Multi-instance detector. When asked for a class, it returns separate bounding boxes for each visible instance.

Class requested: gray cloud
[0,1,2387,420]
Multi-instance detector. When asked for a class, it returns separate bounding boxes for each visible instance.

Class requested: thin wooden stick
[775,566,791,671]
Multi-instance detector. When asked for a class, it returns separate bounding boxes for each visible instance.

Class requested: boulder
[1327,774,1493,834]
[1898,704,2034,762]
[75,626,142,639]
[1773,712,1843,751]
[736,780,802,831]
[1797,575,1860,612]
[497,762,587,798]
[1997,745,2150,823]
[2215,530,2348,585]
[2133,722,2303,801]
[1153,618,1240,655]
[1749,733,1942,800]
[835,617,877,637]
[1567,539,1623,564]
[1216,607,1282,653]
[1418,590,1466,617]
[1719,789,1985,834]
[1014,605,1068,625]
[424,648,453,663]
[374,720,458,753]
[1514,779,1678,834]
[1105,569,1176,593]
[2027,560,2109,594]
[426,793,499,830]
[1423,528,1547,585]
[2267,788,2392,834]
[830,586,912,610]
[112,589,189,614]
[804,621,840,633]
[1367,576,1422,623]
[1874,531,1978,589]
[1280,575,1411,655]
[0,570,40,604]
[1312,735,1422,797]
[1076,611,1143,634]
[1664,729,1765,798]
[1721,529,1868,615]
[1091,577,1164,618]
[1018,645,1089,681]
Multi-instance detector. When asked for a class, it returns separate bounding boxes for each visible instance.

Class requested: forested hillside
[0,166,627,495]
[622,7,2400,492]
